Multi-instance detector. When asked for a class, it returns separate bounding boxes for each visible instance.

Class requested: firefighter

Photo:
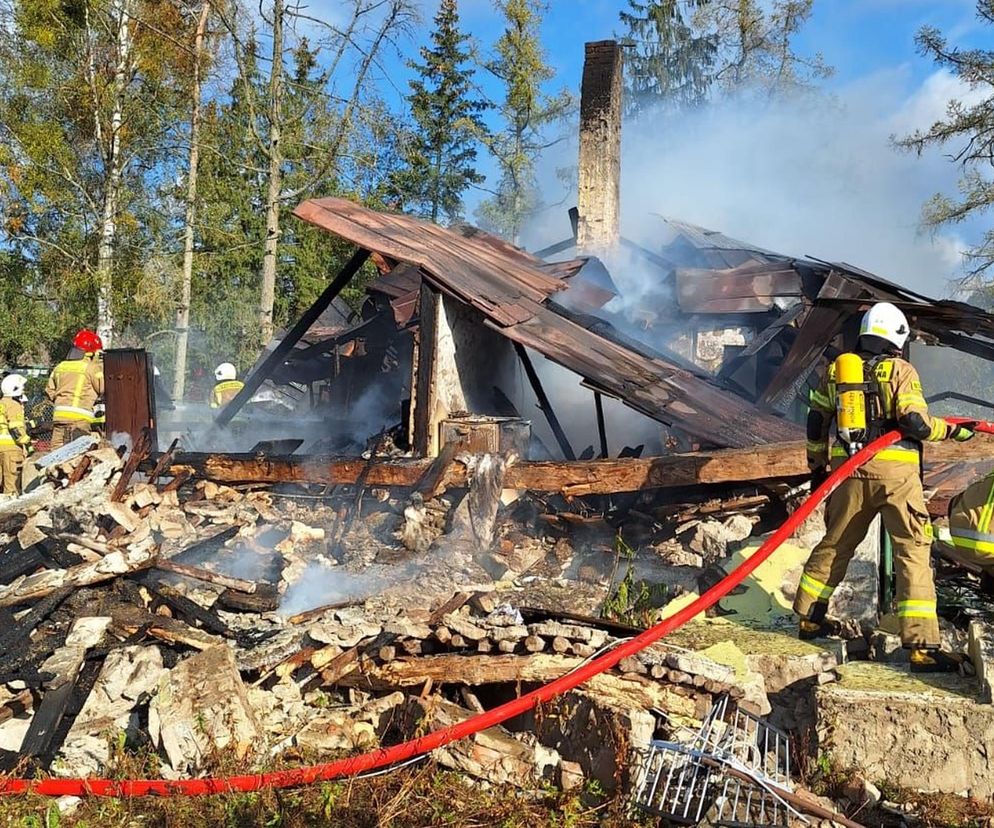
[945,475,994,596]
[0,374,32,495]
[210,362,244,409]
[794,301,974,672]
[46,329,105,450]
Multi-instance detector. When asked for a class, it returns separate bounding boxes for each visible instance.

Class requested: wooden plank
[759,272,869,413]
[428,591,472,625]
[0,549,155,607]
[138,578,231,637]
[153,559,257,594]
[415,442,460,499]
[515,343,576,460]
[147,438,180,486]
[110,428,153,502]
[214,247,371,428]
[159,442,811,493]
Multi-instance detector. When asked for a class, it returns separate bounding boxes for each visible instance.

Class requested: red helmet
[73,329,103,352]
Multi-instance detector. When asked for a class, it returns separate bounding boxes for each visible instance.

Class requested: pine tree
[475,0,573,244]
[393,0,487,224]
[619,0,716,115]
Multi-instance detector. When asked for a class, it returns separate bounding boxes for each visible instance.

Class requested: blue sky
[310,0,991,292]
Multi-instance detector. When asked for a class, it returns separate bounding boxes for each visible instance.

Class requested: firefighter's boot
[798,602,843,640]
[909,648,967,674]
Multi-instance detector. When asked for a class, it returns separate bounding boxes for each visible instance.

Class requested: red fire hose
[1,423,986,797]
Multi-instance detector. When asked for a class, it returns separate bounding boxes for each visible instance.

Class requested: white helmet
[215,362,237,382]
[859,301,910,350]
[1,374,27,401]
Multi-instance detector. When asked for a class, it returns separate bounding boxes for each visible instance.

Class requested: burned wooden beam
[110,427,153,502]
[153,559,257,594]
[0,548,156,607]
[0,588,72,670]
[594,392,608,459]
[0,544,46,586]
[158,442,812,493]
[514,343,576,461]
[147,437,180,487]
[138,578,231,637]
[213,246,371,429]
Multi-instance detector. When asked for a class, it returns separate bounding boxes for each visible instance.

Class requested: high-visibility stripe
[53,406,94,421]
[0,435,16,447]
[897,393,926,408]
[897,599,937,619]
[950,529,994,557]
[927,418,948,441]
[799,573,834,601]
[831,445,919,464]
[874,361,894,382]
[978,476,994,535]
[809,390,832,411]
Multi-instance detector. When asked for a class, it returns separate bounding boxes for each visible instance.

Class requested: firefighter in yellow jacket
[946,475,994,595]
[46,329,105,450]
[0,374,32,495]
[794,302,974,672]
[210,363,244,409]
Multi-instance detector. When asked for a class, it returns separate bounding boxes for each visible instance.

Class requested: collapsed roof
[293,196,797,449]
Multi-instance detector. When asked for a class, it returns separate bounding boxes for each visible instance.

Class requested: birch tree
[173,0,212,400]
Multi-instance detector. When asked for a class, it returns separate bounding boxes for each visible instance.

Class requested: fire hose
[0,422,988,797]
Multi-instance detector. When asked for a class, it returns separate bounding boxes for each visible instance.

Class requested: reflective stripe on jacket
[950,475,994,557]
[46,356,104,423]
[210,380,244,409]
[807,356,949,479]
[0,399,29,449]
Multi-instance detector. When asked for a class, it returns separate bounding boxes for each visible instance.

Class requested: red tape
[4,424,980,797]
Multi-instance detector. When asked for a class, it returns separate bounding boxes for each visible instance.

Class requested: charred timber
[153,438,988,494]
[155,443,811,492]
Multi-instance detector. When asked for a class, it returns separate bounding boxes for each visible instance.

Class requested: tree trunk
[95,0,133,347]
[173,0,211,402]
[258,0,284,349]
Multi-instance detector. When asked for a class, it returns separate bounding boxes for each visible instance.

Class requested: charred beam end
[155,442,811,493]
[213,246,371,430]
[514,343,576,461]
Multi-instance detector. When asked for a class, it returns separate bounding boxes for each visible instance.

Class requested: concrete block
[816,663,994,798]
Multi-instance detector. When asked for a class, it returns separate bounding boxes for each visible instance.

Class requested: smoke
[623,73,983,294]
[525,69,984,297]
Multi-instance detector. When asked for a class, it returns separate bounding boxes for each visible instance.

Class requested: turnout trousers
[792,472,939,648]
[49,421,91,451]
[0,448,22,496]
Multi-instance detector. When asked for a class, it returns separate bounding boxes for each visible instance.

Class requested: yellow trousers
[793,473,939,648]
[49,421,91,451]
[0,448,24,496]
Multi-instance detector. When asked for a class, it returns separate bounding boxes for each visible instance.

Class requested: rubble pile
[0,436,849,799]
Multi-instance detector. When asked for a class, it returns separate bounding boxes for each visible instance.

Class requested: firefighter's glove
[950,425,975,443]
[810,467,830,491]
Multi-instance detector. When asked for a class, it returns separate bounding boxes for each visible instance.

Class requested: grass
[0,753,642,828]
[807,754,994,828]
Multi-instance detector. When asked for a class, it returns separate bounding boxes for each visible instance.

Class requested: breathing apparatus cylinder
[835,352,867,449]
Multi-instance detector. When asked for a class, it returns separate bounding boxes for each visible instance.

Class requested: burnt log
[138,578,231,637]
[154,442,814,494]
[152,560,257,594]
[217,583,279,613]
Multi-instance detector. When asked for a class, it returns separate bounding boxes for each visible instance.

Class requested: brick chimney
[576,40,623,251]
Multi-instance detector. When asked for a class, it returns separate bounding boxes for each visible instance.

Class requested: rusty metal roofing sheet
[294,196,799,448]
